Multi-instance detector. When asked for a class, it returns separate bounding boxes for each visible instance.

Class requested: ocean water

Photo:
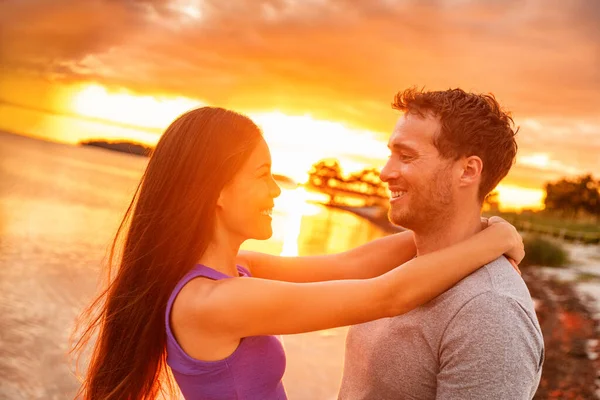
[0,131,386,399]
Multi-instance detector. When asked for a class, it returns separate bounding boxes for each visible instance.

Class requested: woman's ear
[216,187,227,209]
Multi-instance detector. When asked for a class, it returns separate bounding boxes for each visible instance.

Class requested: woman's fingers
[508,258,522,276]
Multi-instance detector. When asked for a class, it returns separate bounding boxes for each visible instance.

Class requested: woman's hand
[485,216,524,275]
[508,258,522,276]
[480,216,490,230]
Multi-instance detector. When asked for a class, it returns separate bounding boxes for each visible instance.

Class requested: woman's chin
[258,230,273,240]
[251,226,273,241]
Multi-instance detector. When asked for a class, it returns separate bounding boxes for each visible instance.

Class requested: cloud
[0,1,139,70]
[1,0,599,184]
[2,1,598,116]
[510,116,600,185]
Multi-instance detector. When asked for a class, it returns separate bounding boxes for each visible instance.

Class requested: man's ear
[458,156,483,188]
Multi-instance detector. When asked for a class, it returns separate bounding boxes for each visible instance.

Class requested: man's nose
[380,161,399,182]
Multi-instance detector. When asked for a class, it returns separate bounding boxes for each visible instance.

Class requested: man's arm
[437,292,544,400]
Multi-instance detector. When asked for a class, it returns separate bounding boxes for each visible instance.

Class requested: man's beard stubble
[388,167,455,232]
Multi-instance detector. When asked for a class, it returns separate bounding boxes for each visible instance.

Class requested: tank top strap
[178,263,251,283]
[236,264,251,277]
[167,263,251,324]
[165,263,252,371]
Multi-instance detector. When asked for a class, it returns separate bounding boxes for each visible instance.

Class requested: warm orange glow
[68,84,388,184]
[519,153,550,169]
[166,0,204,20]
[251,111,388,183]
[496,184,545,211]
[1,0,597,218]
[71,84,204,130]
[22,83,560,212]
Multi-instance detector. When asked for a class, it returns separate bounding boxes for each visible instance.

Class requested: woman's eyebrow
[255,162,271,171]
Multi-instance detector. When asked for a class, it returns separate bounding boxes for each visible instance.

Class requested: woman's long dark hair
[72,107,263,399]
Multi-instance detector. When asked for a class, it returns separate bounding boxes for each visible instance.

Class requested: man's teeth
[390,191,406,199]
[260,209,273,216]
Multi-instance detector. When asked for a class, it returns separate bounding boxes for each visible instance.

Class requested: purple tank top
[165,264,287,400]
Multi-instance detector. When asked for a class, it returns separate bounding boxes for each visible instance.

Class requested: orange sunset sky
[0,0,599,210]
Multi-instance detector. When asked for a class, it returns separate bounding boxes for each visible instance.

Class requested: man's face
[380,113,457,231]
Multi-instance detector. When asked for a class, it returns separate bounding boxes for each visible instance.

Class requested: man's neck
[414,208,483,257]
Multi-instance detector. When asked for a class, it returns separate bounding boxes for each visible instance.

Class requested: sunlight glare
[519,153,550,169]
[71,84,203,130]
[69,85,388,185]
[496,184,545,211]
[251,111,388,183]
[69,85,547,212]
[181,5,202,19]
[167,0,203,19]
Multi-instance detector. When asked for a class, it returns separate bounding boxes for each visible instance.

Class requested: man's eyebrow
[388,142,417,152]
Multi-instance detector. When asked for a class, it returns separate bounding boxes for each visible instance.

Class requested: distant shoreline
[79,140,152,157]
[77,139,301,188]
[323,203,403,233]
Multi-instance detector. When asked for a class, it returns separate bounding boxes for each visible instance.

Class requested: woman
[73,107,523,400]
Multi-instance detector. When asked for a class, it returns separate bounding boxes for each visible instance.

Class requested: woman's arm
[192,222,522,338]
[237,231,417,283]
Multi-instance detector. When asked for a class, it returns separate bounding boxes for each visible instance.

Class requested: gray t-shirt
[339,256,544,400]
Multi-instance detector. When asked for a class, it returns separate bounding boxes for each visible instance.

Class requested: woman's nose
[270,179,282,199]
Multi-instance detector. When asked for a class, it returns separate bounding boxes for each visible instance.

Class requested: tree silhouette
[579,175,600,218]
[307,160,388,205]
[544,174,600,220]
[346,168,388,198]
[307,159,344,189]
[483,190,500,212]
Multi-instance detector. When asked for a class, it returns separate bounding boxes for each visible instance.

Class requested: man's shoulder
[426,257,500,305]
[480,255,536,306]
[425,256,535,316]
[376,257,537,335]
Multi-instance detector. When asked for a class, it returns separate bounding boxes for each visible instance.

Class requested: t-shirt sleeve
[436,291,544,400]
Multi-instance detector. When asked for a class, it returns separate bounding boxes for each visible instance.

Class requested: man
[338,88,544,399]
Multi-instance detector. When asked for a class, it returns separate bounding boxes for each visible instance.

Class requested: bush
[522,235,569,267]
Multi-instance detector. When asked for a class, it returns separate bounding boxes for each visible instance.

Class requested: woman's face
[217,138,281,242]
